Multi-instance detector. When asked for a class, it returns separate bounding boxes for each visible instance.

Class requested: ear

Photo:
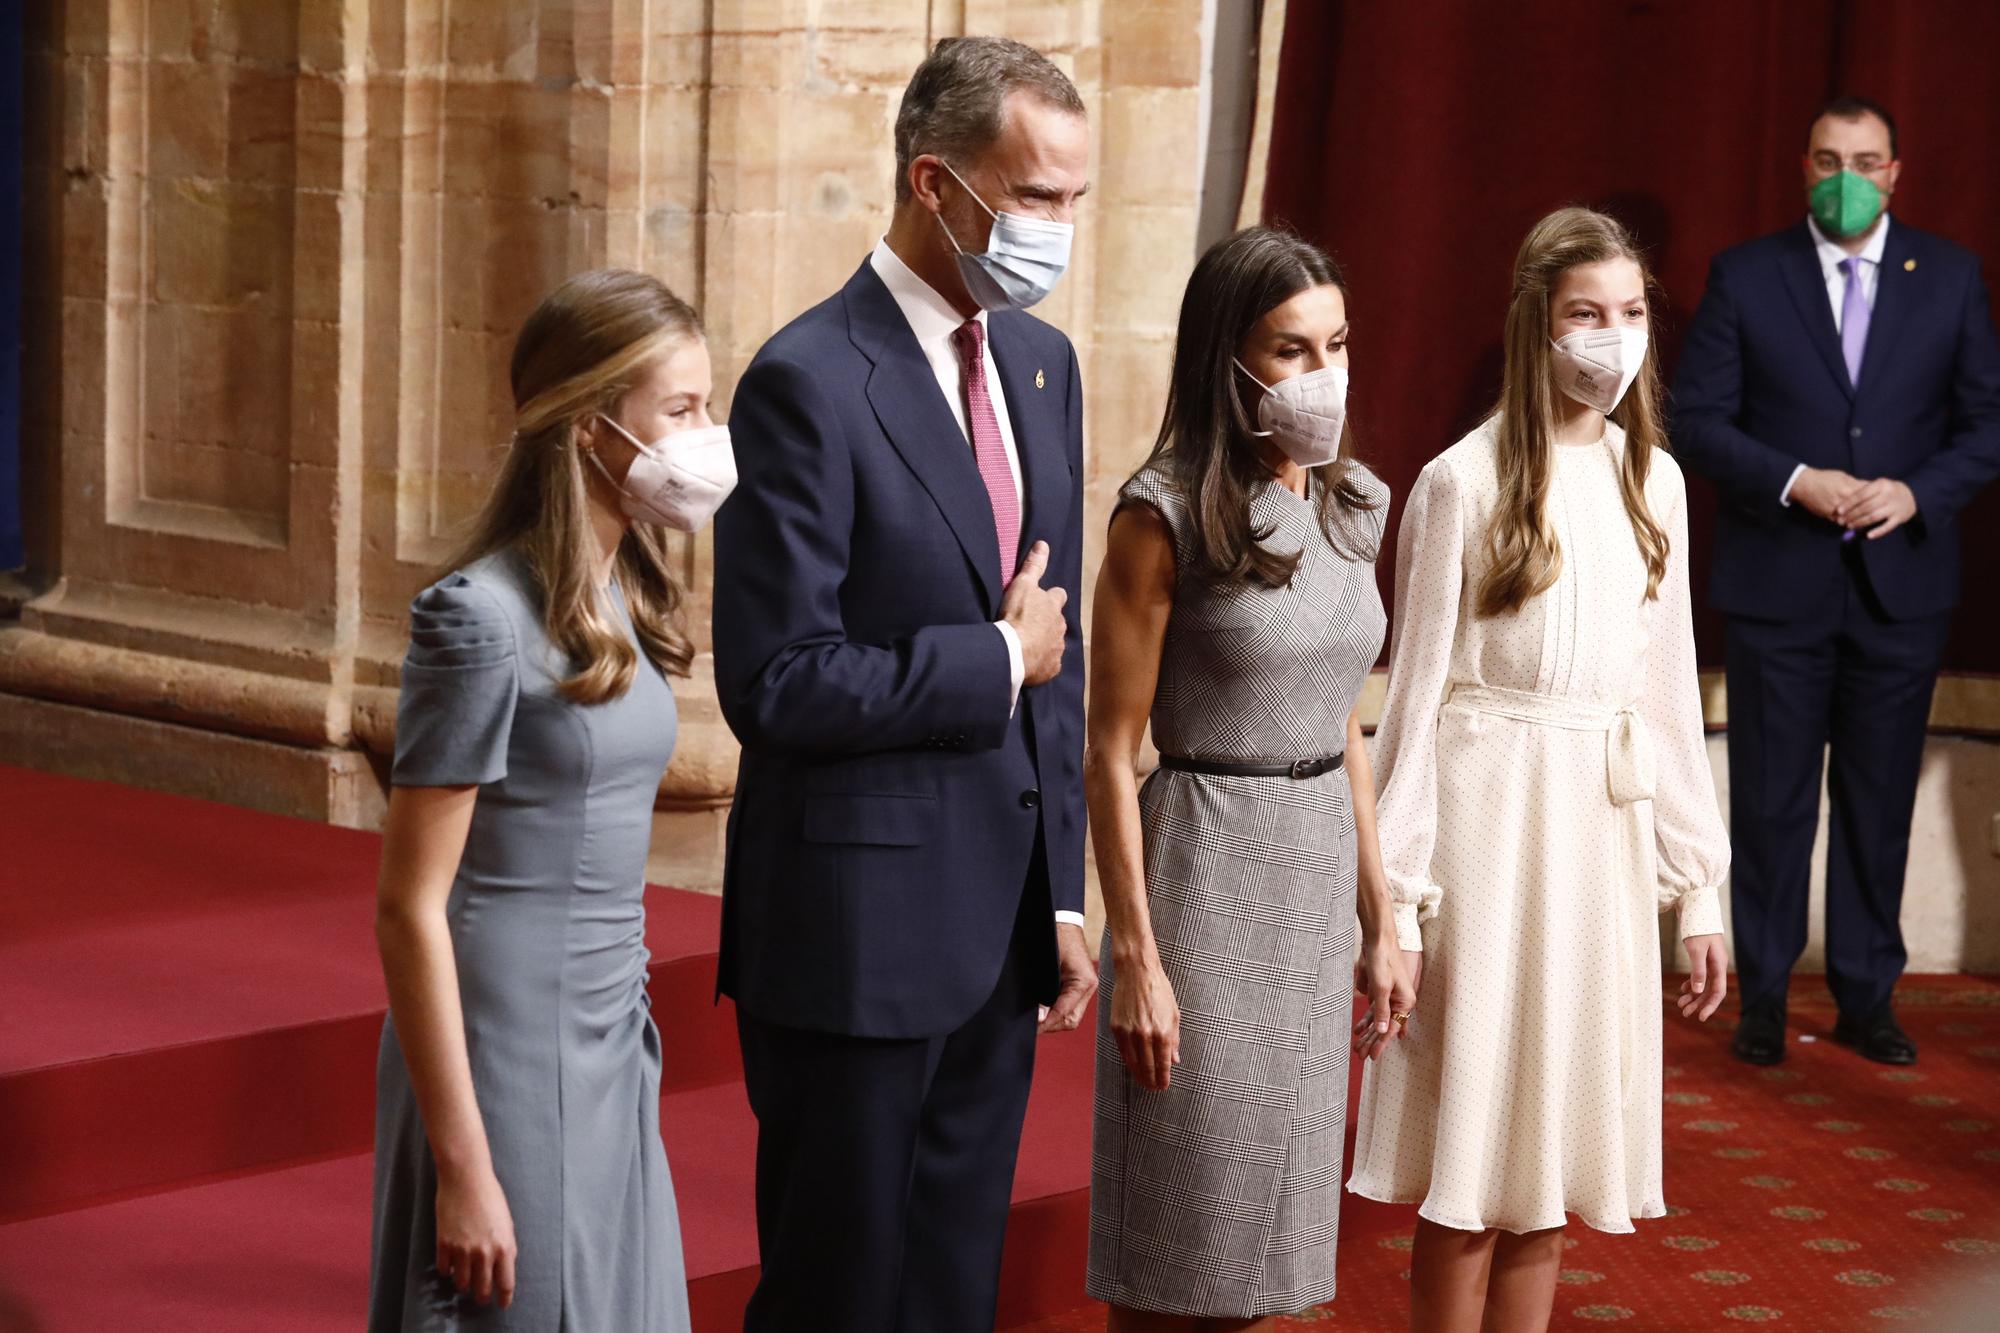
[1883,159,1902,197]
[909,154,948,213]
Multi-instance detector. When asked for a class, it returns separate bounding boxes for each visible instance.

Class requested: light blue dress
[368,551,691,1332]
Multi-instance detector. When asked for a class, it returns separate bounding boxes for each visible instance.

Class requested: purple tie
[950,319,1022,586]
[1840,257,1870,386]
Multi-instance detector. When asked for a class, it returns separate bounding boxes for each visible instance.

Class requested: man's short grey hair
[893,36,1086,204]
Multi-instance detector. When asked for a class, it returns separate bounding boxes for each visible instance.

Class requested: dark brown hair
[1815,95,1898,157]
[893,36,1086,204]
[1138,225,1379,588]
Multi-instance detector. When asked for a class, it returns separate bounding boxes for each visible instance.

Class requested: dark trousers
[1723,562,1950,1017]
[735,893,1041,1333]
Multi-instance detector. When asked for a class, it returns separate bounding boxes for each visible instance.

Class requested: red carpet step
[0,764,1113,1329]
[0,1031,1103,1331]
[0,765,735,1222]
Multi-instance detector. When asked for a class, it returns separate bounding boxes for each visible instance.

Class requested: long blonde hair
[1476,208,1670,617]
[446,268,699,702]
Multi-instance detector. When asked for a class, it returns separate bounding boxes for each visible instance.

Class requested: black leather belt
[1158,752,1345,780]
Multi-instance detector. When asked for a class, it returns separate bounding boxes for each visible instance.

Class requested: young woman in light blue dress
[369,269,735,1331]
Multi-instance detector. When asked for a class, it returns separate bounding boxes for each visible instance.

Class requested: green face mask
[1810,170,1884,239]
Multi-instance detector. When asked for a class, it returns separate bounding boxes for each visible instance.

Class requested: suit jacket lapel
[1855,224,1915,397]
[1778,222,1854,399]
[844,263,1005,609]
[987,313,1067,570]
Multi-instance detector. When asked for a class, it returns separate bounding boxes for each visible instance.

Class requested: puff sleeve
[1636,460,1731,939]
[391,575,520,788]
[1372,456,1466,952]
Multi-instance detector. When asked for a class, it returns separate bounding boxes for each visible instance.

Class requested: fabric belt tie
[1448,684,1655,806]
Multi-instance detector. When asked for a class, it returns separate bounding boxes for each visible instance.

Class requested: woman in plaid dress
[1083,226,1417,1328]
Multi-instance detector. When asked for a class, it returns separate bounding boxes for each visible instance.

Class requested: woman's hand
[1111,956,1181,1091]
[1352,939,1419,1060]
[436,1166,518,1308]
[1677,933,1729,1022]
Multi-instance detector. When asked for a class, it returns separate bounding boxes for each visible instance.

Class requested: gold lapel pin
[1035,369,1045,390]
[1904,258,1916,271]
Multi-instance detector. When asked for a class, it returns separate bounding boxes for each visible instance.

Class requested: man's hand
[1789,466,1864,522]
[1835,477,1919,539]
[1002,542,1069,687]
[1040,922,1098,1034]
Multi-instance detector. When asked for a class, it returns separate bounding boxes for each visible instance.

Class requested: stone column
[3,0,1214,906]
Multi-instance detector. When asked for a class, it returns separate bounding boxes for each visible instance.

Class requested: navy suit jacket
[711,260,1086,1040]
[1671,219,2000,622]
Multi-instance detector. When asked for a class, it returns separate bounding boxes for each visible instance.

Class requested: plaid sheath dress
[1087,463,1388,1317]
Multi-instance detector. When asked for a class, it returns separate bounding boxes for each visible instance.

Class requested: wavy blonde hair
[1476,207,1670,617]
[445,268,699,702]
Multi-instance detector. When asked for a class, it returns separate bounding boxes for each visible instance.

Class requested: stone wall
[4,0,1214,875]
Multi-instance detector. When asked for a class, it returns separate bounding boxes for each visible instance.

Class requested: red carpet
[4,764,1995,1331]
[0,764,1097,1330]
[0,764,734,1223]
[1011,978,2000,1331]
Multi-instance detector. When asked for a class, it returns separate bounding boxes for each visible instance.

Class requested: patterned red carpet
[1012,976,2000,1332]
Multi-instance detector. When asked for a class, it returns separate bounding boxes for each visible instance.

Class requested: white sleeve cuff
[1054,910,1086,929]
[1779,463,1806,507]
[1392,902,1424,953]
[1676,884,1726,941]
[993,620,1025,717]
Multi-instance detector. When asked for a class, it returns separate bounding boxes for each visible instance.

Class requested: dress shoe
[1732,999,1787,1066]
[1832,1005,1918,1065]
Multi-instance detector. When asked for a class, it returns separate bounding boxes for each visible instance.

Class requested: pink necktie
[950,319,1021,586]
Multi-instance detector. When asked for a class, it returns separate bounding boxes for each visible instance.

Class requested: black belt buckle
[1290,758,1318,780]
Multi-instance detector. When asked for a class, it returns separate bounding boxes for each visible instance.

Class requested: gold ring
[1390,1011,1411,1025]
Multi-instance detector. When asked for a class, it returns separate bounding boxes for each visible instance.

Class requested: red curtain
[1263,0,2000,673]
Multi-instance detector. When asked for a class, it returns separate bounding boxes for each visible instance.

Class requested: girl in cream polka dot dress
[1347,207,1733,1330]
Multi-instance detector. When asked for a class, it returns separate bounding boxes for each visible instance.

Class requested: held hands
[435,1166,518,1309]
[1002,542,1068,687]
[1040,922,1099,1035]
[1110,950,1180,1091]
[1351,943,1421,1061]
[1677,934,1729,1022]
[1789,466,1863,523]
[1792,467,1918,540]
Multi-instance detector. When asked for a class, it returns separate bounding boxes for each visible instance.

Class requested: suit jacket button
[1020,789,1041,809]
[1850,426,1863,438]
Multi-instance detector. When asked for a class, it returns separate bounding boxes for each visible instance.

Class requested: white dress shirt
[868,240,1085,933]
[1779,214,1892,505]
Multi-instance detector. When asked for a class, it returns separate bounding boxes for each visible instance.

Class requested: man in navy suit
[1673,96,2000,1068]
[711,36,1096,1332]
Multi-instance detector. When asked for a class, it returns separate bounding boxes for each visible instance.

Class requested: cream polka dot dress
[1346,417,1730,1236]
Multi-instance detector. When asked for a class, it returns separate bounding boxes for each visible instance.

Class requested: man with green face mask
[1673,95,2000,1072]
